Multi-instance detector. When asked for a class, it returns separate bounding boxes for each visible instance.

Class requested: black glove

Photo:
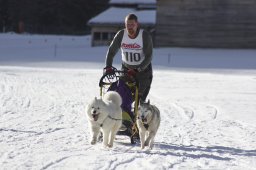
[103,66,115,75]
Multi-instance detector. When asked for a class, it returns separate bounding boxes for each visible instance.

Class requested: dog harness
[100,115,122,127]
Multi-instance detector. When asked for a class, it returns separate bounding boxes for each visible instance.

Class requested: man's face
[125,19,138,37]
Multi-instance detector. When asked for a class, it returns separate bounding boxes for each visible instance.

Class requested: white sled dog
[86,91,122,148]
[136,100,160,149]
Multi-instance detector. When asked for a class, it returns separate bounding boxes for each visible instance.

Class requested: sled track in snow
[149,95,218,122]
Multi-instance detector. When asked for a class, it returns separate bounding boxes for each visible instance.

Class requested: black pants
[122,64,153,102]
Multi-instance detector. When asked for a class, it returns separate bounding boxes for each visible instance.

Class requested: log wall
[155,0,256,48]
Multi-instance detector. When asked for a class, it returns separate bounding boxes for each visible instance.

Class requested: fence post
[54,44,57,57]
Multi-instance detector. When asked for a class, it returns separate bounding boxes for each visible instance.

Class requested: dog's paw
[102,144,109,148]
[90,140,96,145]
[141,143,145,149]
[149,142,154,149]
[107,144,113,148]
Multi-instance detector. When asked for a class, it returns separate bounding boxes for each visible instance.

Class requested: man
[104,13,153,103]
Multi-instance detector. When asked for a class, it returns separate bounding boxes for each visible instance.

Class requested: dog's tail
[104,91,122,106]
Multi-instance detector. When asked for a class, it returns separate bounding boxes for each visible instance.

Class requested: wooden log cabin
[88,0,156,47]
[155,0,256,48]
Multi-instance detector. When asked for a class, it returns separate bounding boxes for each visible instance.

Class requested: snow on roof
[110,0,156,4]
[88,7,156,25]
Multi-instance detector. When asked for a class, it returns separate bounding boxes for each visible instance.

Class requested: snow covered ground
[0,33,256,170]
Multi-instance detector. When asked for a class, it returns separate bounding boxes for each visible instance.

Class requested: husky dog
[86,91,122,148]
[136,100,160,149]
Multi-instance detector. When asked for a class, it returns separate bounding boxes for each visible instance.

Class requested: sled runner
[99,67,140,144]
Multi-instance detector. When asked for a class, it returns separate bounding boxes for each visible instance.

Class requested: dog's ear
[147,99,150,105]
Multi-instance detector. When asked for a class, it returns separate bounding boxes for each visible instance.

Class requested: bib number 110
[125,52,141,62]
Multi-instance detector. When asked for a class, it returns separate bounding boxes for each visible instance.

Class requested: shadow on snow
[149,142,256,161]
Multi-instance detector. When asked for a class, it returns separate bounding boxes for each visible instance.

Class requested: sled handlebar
[99,69,138,87]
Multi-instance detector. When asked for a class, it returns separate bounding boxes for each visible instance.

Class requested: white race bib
[121,30,145,66]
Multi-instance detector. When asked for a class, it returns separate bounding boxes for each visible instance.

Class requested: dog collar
[143,123,149,130]
[108,115,122,121]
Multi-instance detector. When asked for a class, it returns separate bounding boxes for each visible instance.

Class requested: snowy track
[1,66,256,169]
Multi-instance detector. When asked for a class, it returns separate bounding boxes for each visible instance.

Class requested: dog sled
[99,67,140,144]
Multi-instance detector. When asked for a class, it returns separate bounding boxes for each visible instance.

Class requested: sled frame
[99,70,139,143]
